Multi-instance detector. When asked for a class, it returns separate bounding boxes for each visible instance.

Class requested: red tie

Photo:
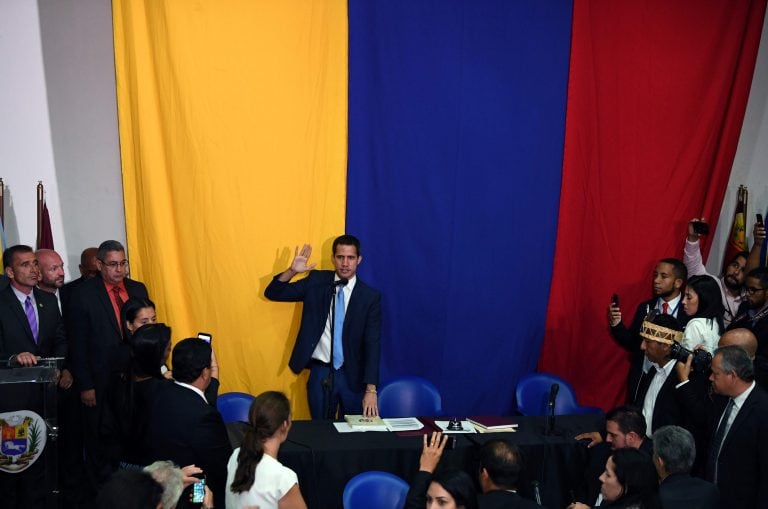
[662,302,669,315]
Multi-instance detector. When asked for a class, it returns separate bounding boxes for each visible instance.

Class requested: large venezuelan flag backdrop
[113,0,767,419]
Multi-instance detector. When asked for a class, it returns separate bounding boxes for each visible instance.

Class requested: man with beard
[683,218,747,327]
[727,268,768,388]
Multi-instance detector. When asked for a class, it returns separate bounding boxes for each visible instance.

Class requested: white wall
[0,0,125,279]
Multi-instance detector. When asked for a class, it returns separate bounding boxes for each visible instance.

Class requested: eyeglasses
[746,286,766,295]
[100,260,129,269]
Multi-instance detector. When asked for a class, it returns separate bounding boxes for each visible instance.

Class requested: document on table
[333,417,425,433]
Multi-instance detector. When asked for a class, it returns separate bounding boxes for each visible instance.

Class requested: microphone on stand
[544,383,559,435]
[332,278,349,288]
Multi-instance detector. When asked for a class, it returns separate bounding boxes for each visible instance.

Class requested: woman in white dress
[226,391,307,509]
[681,275,725,353]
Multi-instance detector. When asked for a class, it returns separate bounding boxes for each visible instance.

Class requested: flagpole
[37,181,44,249]
[0,177,4,228]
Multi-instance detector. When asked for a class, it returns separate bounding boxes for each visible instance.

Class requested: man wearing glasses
[69,240,149,488]
[728,268,768,389]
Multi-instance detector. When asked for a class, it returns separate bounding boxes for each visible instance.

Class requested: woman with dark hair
[426,469,478,509]
[101,323,173,470]
[597,448,661,509]
[121,296,158,339]
[682,274,725,352]
[226,391,306,509]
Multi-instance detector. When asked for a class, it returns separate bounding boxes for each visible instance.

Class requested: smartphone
[191,476,206,504]
[197,332,212,344]
[758,213,764,226]
[612,293,620,307]
[692,221,709,235]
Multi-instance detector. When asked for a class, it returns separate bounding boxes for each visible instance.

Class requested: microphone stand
[544,383,560,436]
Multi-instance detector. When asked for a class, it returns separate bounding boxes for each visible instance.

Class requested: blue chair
[343,471,409,509]
[515,372,602,416]
[378,376,442,417]
[216,391,255,423]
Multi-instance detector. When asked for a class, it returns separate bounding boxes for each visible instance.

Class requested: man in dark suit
[265,235,381,419]
[0,245,67,509]
[727,268,768,389]
[704,345,768,509]
[477,440,541,509]
[145,338,231,509]
[68,240,149,486]
[652,425,718,509]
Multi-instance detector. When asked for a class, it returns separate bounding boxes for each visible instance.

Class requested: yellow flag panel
[113,0,348,418]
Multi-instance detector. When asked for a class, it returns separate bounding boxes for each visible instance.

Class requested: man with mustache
[727,268,768,389]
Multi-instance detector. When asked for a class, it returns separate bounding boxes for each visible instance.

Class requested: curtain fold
[113,0,348,418]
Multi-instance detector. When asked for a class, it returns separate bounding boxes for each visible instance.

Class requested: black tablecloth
[228,413,604,509]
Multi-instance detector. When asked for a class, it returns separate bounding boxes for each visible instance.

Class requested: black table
[228,413,604,509]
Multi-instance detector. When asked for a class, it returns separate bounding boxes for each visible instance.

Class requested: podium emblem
[0,410,47,473]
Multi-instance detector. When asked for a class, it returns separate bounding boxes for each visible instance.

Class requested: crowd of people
[0,217,766,509]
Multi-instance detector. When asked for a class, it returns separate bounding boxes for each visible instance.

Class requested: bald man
[36,249,65,311]
[718,328,758,360]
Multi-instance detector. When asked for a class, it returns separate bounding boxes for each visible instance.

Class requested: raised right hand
[687,217,706,242]
[419,431,449,473]
[290,244,317,274]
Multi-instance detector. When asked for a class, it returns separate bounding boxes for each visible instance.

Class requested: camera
[669,343,712,373]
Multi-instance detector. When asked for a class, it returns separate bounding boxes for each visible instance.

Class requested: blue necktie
[333,288,345,369]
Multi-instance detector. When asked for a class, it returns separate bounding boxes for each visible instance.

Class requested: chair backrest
[216,391,255,423]
[378,376,442,418]
[515,372,581,416]
[342,471,409,509]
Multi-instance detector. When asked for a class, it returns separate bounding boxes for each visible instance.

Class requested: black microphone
[332,278,349,287]
[548,383,559,406]
[532,480,543,505]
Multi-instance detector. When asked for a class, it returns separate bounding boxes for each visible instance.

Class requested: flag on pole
[36,181,54,250]
[723,185,748,272]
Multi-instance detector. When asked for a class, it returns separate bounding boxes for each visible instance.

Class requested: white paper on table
[333,422,389,433]
[383,417,424,431]
[434,420,477,433]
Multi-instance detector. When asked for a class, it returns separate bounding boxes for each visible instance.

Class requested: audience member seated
[681,275,725,352]
[727,267,768,388]
[684,218,747,327]
[477,439,540,509]
[95,469,164,509]
[651,425,718,509]
[574,405,651,506]
[568,448,661,509]
[101,323,172,471]
[144,338,232,509]
[226,391,307,509]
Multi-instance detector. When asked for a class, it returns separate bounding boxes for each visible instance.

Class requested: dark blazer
[69,275,148,394]
[265,270,381,388]
[709,386,768,509]
[727,303,768,389]
[0,285,66,362]
[659,473,719,509]
[479,490,542,509]
[145,381,232,509]
[626,355,691,433]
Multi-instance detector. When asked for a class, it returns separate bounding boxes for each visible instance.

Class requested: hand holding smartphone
[197,332,212,345]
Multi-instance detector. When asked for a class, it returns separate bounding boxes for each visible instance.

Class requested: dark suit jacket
[727,303,768,389]
[145,381,232,509]
[69,275,148,394]
[265,270,381,388]
[479,490,542,509]
[0,286,67,413]
[659,473,718,509]
[710,386,768,509]
[627,355,691,433]
[0,285,66,362]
